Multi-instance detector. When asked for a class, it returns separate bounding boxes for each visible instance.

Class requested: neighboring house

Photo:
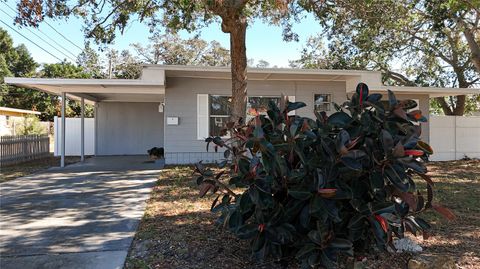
[5,65,480,164]
[0,107,42,136]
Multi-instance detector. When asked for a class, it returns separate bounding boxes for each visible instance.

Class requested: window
[247,96,281,122]
[314,94,331,112]
[209,95,231,136]
[208,95,282,136]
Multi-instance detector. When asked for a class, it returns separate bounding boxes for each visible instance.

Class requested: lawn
[125,160,480,269]
[0,154,82,182]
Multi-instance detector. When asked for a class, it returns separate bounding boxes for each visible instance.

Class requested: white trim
[197,94,209,140]
[0,106,41,115]
[4,77,164,86]
[143,64,383,76]
[369,86,480,97]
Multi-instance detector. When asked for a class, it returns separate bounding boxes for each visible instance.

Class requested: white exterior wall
[164,77,347,164]
[430,116,480,161]
[96,102,164,155]
[54,117,95,156]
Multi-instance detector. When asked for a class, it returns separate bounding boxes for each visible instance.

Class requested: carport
[4,77,165,167]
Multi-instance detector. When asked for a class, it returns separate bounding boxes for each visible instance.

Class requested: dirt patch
[125,160,480,269]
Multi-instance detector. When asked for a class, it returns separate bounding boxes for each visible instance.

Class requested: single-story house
[0,106,42,136]
[5,65,480,165]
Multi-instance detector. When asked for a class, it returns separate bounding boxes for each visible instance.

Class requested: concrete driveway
[0,156,161,269]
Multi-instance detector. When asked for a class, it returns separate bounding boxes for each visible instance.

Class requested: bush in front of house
[194,83,455,268]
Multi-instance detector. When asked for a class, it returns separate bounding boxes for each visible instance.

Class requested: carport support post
[81,97,85,162]
[61,92,66,168]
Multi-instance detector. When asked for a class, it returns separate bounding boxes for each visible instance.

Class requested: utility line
[0,18,64,62]
[0,8,77,62]
[1,2,83,53]
[44,21,84,51]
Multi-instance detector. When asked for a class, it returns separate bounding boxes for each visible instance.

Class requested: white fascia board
[145,64,383,76]
[4,77,164,86]
[371,86,480,97]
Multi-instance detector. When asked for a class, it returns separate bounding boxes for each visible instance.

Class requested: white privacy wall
[429,116,480,161]
[54,117,95,156]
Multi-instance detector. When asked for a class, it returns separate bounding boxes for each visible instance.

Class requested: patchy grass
[0,154,83,182]
[412,160,480,268]
[125,160,480,269]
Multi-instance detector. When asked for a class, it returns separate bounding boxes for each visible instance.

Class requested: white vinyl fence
[54,117,95,156]
[429,116,480,161]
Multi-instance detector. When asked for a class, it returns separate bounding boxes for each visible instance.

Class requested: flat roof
[143,64,383,75]
[4,77,165,103]
[0,106,41,115]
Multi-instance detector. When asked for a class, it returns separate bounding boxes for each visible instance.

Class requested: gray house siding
[96,102,164,155]
[163,77,347,164]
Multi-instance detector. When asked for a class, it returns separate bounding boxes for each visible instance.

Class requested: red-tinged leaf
[408,110,422,119]
[210,195,220,211]
[392,141,405,157]
[317,188,337,198]
[393,106,407,120]
[258,223,265,233]
[346,136,361,150]
[301,119,309,132]
[397,192,417,212]
[215,170,226,180]
[426,184,433,208]
[374,214,389,232]
[404,149,424,156]
[417,141,433,155]
[432,204,456,221]
[416,192,425,212]
[418,173,435,186]
[199,182,214,198]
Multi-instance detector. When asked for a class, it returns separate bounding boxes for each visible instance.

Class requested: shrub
[194,83,454,268]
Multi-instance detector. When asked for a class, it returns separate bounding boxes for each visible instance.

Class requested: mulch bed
[125,160,480,269]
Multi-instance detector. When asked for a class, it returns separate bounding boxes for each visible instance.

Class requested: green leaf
[287,101,306,112]
[327,112,353,127]
[236,223,259,239]
[289,189,313,200]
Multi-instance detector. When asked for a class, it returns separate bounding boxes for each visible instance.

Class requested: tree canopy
[299,0,480,115]
[13,0,316,120]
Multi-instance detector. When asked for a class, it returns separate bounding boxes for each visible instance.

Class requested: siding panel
[97,102,164,155]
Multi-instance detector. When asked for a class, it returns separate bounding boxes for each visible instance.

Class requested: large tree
[303,0,479,115]
[13,0,308,121]
[132,33,230,66]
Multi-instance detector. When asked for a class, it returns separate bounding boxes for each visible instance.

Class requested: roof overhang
[4,77,165,103]
[368,86,480,97]
[0,106,42,116]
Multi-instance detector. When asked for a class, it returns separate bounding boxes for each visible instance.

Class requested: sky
[0,0,323,68]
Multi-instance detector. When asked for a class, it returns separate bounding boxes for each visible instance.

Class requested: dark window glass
[247,96,280,120]
[210,95,231,116]
[210,117,229,136]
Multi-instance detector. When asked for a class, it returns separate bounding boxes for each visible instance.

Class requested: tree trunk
[227,17,248,122]
[458,19,480,74]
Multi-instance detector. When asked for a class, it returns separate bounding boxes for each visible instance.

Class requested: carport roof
[4,77,165,103]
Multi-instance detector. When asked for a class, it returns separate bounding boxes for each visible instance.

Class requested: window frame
[313,92,333,113]
[209,95,231,137]
[207,95,283,137]
[246,95,282,122]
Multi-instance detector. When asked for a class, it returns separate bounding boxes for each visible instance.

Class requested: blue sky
[0,0,323,67]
